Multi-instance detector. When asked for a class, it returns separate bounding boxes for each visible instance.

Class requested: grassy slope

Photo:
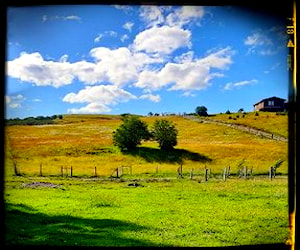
[4,114,289,246]
[5,176,288,247]
[4,114,288,177]
[206,112,288,138]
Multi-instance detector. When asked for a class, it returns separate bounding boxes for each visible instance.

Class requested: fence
[10,162,282,181]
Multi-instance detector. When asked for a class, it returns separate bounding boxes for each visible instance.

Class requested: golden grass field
[4,113,288,178]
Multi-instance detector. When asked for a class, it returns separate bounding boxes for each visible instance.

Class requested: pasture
[4,113,289,246]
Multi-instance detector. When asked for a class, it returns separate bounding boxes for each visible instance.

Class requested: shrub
[195,106,208,116]
[113,116,150,151]
[152,119,178,151]
[225,110,231,114]
[255,112,259,116]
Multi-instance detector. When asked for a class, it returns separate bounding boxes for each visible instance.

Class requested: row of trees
[113,116,178,151]
[5,115,63,126]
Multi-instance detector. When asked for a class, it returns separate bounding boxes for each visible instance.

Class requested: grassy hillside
[206,111,288,138]
[5,114,288,177]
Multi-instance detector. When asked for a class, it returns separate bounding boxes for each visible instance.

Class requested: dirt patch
[21,182,62,188]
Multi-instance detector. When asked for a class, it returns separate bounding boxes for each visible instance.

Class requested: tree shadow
[124,147,212,164]
[4,203,170,247]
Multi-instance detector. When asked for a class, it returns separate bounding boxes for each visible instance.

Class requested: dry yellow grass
[208,112,288,138]
[5,114,288,177]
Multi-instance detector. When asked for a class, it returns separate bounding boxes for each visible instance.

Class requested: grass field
[5,176,289,247]
[5,114,288,177]
[206,112,288,138]
[4,113,289,246]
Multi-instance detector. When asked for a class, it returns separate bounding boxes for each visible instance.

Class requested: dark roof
[253,96,286,106]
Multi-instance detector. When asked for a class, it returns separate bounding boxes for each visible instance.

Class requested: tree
[195,106,208,116]
[152,119,178,151]
[113,116,150,151]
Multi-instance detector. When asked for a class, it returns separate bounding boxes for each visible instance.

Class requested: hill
[5,114,288,177]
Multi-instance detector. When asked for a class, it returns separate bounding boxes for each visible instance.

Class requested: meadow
[5,113,288,177]
[4,113,290,246]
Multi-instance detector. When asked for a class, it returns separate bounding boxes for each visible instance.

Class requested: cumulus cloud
[6,48,163,88]
[166,6,205,27]
[6,52,75,88]
[139,94,161,102]
[135,47,233,92]
[133,25,191,55]
[63,85,137,114]
[139,6,165,27]
[5,94,25,108]
[223,79,257,90]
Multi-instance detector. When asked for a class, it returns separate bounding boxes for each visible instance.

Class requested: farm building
[253,96,287,112]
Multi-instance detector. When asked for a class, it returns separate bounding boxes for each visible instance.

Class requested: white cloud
[5,94,25,108]
[120,34,129,42]
[166,6,205,27]
[139,6,165,27]
[67,102,112,114]
[63,85,137,114]
[123,22,134,32]
[244,27,285,56]
[90,47,163,86]
[135,47,233,92]
[6,48,163,88]
[42,15,81,22]
[244,32,272,46]
[133,25,191,55]
[6,52,75,88]
[139,94,161,102]
[223,79,257,90]
[94,34,103,43]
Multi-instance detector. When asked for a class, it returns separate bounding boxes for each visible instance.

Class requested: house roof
[253,96,286,106]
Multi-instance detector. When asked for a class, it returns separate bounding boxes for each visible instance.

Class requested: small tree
[195,106,208,116]
[152,119,178,151]
[238,108,244,113]
[113,116,150,151]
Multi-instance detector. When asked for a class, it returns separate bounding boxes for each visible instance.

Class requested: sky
[5,5,289,119]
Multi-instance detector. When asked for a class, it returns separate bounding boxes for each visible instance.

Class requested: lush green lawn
[4,175,289,247]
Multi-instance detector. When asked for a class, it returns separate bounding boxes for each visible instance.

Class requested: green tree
[152,119,178,151]
[195,106,208,116]
[113,116,150,151]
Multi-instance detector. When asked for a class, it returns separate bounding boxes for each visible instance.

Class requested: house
[253,96,287,112]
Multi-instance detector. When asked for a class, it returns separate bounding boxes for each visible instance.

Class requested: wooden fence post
[94,167,97,177]
[13,160,18,176]
[116,167,119,178]
[190,168,194,180]
[40,163,43,177]
[204,168,208,182]
[270,166,275,180]
[61,166,63,177]
[227,166,230,178]
[223,167,227,181]
[71,166,73,177]
[244,166,248,179]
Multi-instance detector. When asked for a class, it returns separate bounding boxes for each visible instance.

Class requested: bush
[225,110,231,114]
[113,116,150,151]
[152,119,178,151]
[195,106,208,116]
[255,112,259,116]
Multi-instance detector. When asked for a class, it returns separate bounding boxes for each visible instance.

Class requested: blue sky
[5,5,288,118]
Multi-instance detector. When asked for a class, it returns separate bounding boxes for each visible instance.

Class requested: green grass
[5,175,289,247]
[4,114,289,246]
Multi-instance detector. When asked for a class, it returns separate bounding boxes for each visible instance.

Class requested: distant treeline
[5,115,63,126]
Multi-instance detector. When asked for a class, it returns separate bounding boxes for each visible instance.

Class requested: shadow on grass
[124,147,212,164]
[4,203,169,247]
